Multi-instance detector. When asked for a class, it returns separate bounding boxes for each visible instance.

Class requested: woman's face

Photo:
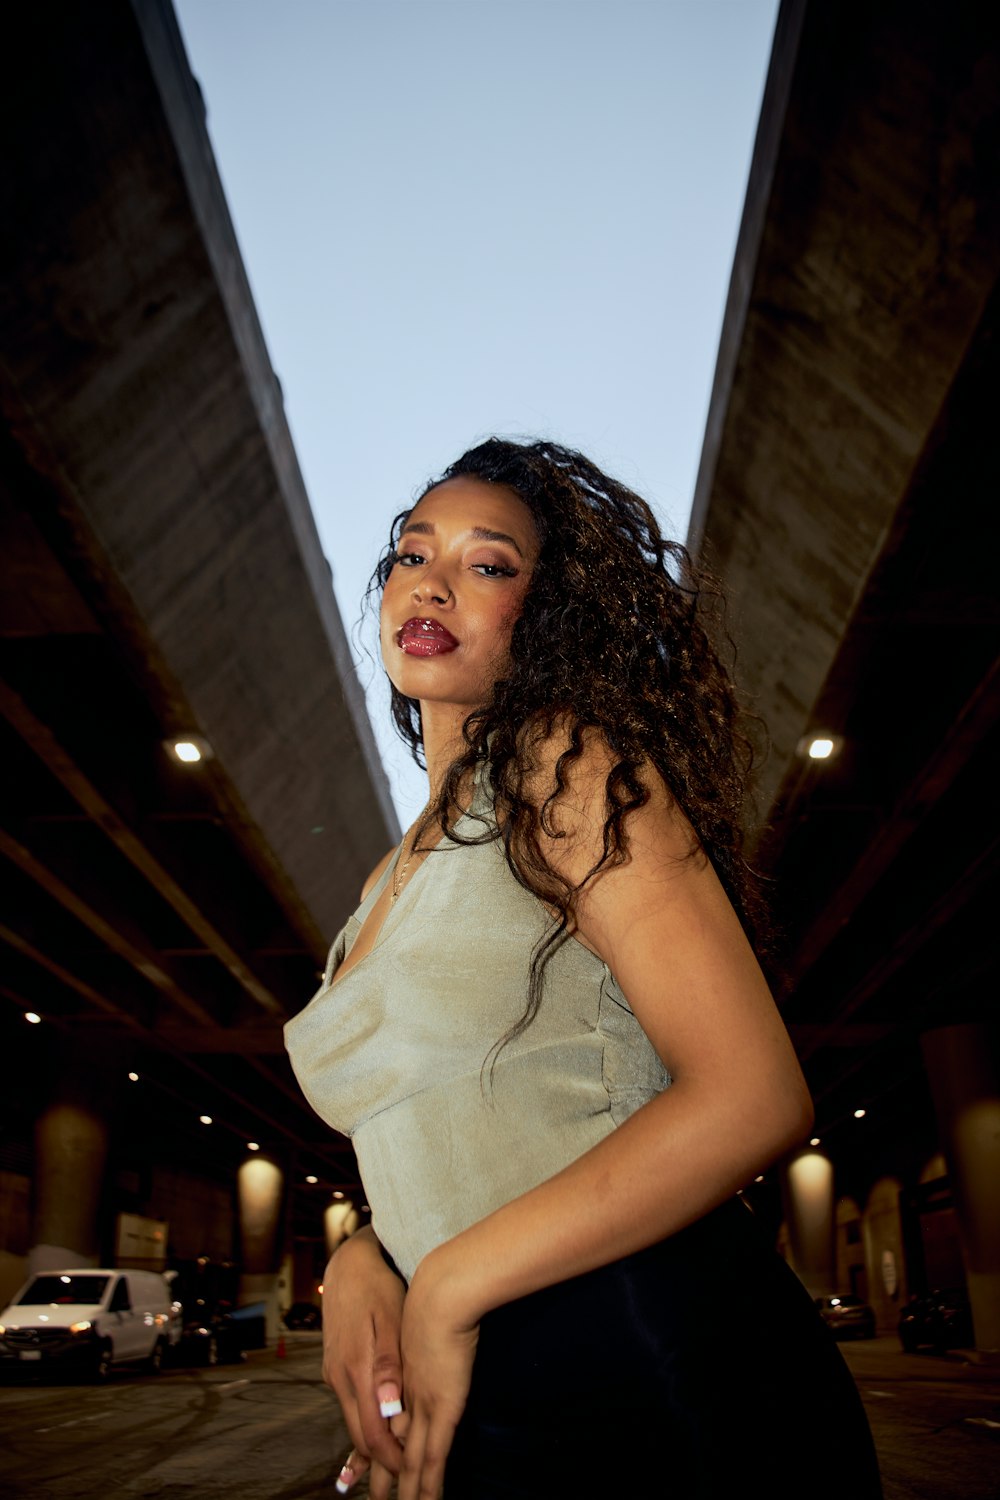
[380,477,539,711]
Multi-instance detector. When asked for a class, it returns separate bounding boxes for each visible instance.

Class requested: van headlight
[70,1321,93,1334]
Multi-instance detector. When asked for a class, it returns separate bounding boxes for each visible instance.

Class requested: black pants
[445,1198,882,1498]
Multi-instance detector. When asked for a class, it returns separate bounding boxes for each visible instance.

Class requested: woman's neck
[420,700,475,802]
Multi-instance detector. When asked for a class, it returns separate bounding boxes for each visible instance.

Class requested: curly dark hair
[369,437,766,1054]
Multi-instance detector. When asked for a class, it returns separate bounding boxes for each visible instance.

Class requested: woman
[285,438,882,1499]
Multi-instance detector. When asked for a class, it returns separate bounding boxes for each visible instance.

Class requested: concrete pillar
[921,1023,1000,1352]
[780,1148,836,1298]
[324,1199,360,1259]
[237,1155,284,1340]
[30,1091,110,1275]
[861,1178,906,1333]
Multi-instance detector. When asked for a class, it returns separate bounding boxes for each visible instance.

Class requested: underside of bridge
[0,0,997,1278]
[1,0,398,1240]
[692,0,999,1197]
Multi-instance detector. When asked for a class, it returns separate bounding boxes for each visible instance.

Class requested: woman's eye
[392,549,425,568]
[472,562,518,578]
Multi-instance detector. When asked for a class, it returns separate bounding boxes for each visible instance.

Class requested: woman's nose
[412,573,453,606]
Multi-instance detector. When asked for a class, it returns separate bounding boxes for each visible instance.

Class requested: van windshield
[16,1274,111,1305]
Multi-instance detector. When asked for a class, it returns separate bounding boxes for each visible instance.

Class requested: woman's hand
[321,1226,407,1498]
[394,1247,480,1500]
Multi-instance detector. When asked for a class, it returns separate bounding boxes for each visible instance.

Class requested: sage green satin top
[284,789,671,1282]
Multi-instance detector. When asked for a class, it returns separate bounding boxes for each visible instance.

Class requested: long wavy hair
[369,437,766,1056]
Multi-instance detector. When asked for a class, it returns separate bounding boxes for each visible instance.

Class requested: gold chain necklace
[390,802,434,905]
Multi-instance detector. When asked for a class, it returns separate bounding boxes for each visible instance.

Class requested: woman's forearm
[322,1221,408,1480]
[416,1068,811,1326]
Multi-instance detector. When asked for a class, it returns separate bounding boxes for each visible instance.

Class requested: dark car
[173,1308,245,1367]
[165,1259,245,1367]
[814,1295,876,1340]
[282,1301,322,1330]
[898,1289,973,1353]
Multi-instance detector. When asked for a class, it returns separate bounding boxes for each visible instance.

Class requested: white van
[0,1268,181,1379]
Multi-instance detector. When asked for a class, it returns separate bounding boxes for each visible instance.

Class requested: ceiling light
[810,1137,820,1146]
[247,1141,260,1152]
[854,1108,866,1119]
[164,735,213,766]
[199,1114,213,1125]
[754,1175,764,1183]
[128,1071,139,1082]
[305,1174,318,1185]
[796,732,843,761]
[332,1190,344,1200]
[24,1011,41,1025]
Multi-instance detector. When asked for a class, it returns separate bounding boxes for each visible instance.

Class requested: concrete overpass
[692,0,999,1346]
[1,0,397,1302]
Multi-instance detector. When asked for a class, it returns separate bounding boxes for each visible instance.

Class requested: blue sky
[173,0,778,826]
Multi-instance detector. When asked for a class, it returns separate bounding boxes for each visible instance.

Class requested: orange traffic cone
[276,1332,287,1359]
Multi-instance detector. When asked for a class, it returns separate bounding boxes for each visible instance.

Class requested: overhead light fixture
[25,1011,41,1025]
[854,1108,866,1119]
[810,1136,820,1147]
[247,1141,260,1152]
[128,1071,139,1083]
[796,732,843,762]
[332,1190,344,1200]
[305,1175,318,1185]
[754,1175,764,1184]
[164,735,213,766]
[199,1114,213,1125]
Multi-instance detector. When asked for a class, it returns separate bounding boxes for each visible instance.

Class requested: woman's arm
[322,1225,406,1496]
[393,734,813,1498]
[323,848,407,1494]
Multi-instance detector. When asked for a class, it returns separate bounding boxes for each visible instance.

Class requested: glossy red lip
[398,617,459,656]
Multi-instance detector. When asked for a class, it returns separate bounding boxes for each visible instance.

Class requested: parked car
[0,1268,180,1380]
[165,1259,246,1366]
[172,1308,244,1366]
[814,1294,876,1340]
[283,1301,321,1330]
[898,1288,973,1352]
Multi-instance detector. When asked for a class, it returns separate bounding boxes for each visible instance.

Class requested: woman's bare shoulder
[519,713,694,880]
[521,714,667,820]
[360,847,397,902]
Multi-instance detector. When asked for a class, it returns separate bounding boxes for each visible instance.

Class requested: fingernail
[335,1463,355,1494]
[377,1380,403,1418]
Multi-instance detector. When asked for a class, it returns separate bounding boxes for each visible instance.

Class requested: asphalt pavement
[0,1330,996,1497]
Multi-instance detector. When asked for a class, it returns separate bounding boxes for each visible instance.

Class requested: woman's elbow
[769,1074,815,1160]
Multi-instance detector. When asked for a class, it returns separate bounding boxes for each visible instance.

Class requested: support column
[780,1148,836,1298]
[324,1199,360,1259]
[30,1078,110,1276]
[237,1155,285,1341]
[921,1023,1000,1353]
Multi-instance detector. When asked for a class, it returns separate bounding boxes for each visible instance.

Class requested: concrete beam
[0,0,397,954]
[690,0,1000,814]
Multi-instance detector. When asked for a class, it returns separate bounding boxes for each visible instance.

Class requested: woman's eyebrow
[469,526,524,557]
[398,521,524,558]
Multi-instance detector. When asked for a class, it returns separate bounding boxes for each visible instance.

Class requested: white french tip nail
[379,1397,403,1417]
[335,1482,349,1496]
